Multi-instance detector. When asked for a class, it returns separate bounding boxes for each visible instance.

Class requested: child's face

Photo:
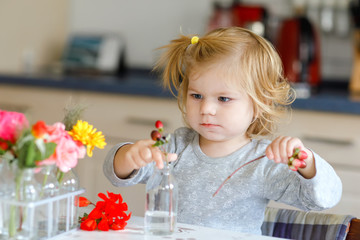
[186,66,255,148]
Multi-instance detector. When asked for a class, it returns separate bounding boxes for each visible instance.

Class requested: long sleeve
[102,127,195,188]
[102,142,154,187]
[102,128,343,235]
[262,151,342,211]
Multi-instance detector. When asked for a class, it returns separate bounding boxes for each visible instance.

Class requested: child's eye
[191,94,202,99]
[218,96,230,102]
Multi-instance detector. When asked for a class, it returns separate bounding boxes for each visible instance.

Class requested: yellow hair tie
[191,36,199,45]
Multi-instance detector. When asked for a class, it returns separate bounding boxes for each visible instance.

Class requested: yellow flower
[68,120,106,157]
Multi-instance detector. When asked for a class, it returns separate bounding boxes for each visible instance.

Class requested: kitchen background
[0,0,354,82]
[1,0,360,218]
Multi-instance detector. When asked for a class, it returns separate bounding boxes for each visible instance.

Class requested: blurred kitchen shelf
[0,70,359,115]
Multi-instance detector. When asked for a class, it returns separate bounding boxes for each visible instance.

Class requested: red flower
[78,191,131,232]
[75,196,92,207]
[88,206,102,219]
[111,220,128,230]
[0,140,9,151]
[97,216,110,231]
[80,217,97,231]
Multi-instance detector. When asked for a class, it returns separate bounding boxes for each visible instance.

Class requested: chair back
[261,207,356,240]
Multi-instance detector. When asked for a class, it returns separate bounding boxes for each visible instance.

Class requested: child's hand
[266,136,316,178]
[124,139,177,170]
[265,136,312,164]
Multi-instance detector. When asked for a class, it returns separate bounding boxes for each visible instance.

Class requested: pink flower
[38,122,85,172]
[0,110,29,143]
[45,122,68,142]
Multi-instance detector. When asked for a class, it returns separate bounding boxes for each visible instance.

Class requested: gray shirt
[103,127,342,235]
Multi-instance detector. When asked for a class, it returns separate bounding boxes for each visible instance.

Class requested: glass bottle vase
[37,164,60,238]
[58,168,80,233]
[8,168,41,239]
[0,157,17,238]
[144,162,178,235]
[38,164,60,198]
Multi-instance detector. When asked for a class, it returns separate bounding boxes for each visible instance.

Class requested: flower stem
[212,155,266,197]
[57,170,65,184]
[39,170,49,198]
[9,169,23,237]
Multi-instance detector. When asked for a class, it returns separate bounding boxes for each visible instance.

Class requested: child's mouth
[200,123,219,128]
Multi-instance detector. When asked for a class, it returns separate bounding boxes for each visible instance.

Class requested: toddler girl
[103,27,342,235]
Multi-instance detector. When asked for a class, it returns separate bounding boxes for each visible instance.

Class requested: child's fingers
[125,149,144,169]
[151,147,164,169]
[267,136,303,164]
[265,147,274,160]
[267,137,282,163]
[128,139,177,170]
[287,138,304,157]
[167,153,178,162]
[139,146,153,162]
[126,139,155,168]
[152,150,177,169]
[277,136,292,163]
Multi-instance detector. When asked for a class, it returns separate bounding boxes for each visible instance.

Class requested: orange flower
[31,121,48,139]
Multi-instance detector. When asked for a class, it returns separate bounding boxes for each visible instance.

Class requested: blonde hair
[154,27,295,137]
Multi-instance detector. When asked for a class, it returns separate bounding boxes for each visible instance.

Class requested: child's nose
[200,100,216,115]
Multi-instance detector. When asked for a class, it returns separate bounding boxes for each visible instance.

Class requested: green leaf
[33,141,56,163]
[152,141,163,147]
[17,140,36,168]
[43,142,57,159]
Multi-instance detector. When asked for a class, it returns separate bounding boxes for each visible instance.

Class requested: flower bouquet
[77,191,131,231]
[0,108,106,239]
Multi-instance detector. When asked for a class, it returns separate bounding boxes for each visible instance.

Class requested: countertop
[51,216,285,240]
[0,70,360,115]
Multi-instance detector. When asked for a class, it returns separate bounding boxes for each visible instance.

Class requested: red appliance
[207,3,268,37]
[276,16,321,87]
[232,4,268,37]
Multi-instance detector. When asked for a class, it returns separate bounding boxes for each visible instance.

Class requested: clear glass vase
[0,157,17,198]
[36,164,60,238]
[38,165,60,198]
[0,157,17,238]
[58,168,79,193]
[144,162,178,235]
[7,168,41,239]
[58,169,80,233]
